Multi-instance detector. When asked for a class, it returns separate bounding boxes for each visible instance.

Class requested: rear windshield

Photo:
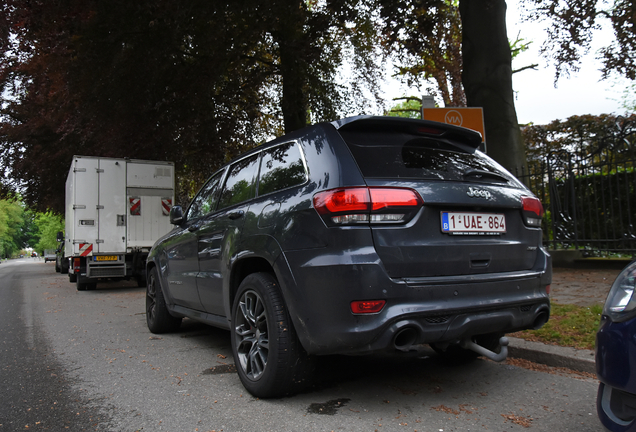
[339,130,514,183]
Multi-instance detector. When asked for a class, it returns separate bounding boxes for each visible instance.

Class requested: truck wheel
[146,267,181,333]
[231,272,313,398]
[76,279,96,291]
[61,259,69,274]
[55,260,60,272]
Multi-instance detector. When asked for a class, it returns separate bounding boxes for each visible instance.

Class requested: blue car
[597,260,636,431]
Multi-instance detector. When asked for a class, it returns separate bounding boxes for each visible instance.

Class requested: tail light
[313,187,422,226]
[521,196,544,227]
[73,257,81,273]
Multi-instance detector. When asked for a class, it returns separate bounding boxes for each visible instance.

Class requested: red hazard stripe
[162,198,172,215]
[79,243,93,257]
[130,197,141,215]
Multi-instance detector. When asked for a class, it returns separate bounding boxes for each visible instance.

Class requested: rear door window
[217,155,259,210]
[257,142,307,196]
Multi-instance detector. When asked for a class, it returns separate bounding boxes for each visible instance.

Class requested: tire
[231,272,313,398]
[61,259,69,274]
[76,279,96,291]
[431,332,504,365]
[146,267,182,333]
[55,260,60,273]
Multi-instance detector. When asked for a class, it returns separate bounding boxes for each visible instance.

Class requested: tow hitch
[460,336,509,362]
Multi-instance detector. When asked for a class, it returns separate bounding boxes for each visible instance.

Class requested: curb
[507,336,596,375]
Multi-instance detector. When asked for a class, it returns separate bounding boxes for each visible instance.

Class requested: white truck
[63,156,175,291]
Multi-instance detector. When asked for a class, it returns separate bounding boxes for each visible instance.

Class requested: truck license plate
[441,211,506,235]
[94,255,117,261]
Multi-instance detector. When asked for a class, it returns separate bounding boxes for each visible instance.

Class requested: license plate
[441,211,506,235]
[94,255,118,261]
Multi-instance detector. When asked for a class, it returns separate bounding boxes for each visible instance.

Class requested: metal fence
[517,120,636,256]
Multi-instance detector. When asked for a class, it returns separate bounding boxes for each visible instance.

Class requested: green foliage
[514,303,602,350]
[33,212,64,254]
[378,0,466,107]
[386,98,422,119]
[619,82,636,112]
[0,199,25,258]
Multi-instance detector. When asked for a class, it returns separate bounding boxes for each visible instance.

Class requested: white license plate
[441,211,506,235]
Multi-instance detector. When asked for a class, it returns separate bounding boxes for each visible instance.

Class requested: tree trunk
[459,0,528,178]
[273,1,309,134]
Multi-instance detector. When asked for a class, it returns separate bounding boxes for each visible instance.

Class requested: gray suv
[145,116,551,397]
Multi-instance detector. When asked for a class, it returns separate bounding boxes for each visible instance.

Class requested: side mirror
[56,231,64,242]
[170,206,185,225]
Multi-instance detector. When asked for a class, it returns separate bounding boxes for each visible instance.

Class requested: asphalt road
[1,259,604,431]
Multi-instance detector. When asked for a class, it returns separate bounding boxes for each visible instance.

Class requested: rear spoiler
[330,116,483,150]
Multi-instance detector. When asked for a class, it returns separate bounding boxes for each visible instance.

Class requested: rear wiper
[463,169,509,183]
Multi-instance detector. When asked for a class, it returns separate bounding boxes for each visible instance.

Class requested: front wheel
[146,266,181,333]
[231,272,313,398]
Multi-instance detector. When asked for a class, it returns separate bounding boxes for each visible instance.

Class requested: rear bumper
[280,246,551,356]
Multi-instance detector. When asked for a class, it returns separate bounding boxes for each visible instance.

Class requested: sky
[382,1,634,126]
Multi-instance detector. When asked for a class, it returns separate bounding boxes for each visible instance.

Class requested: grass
[510,303,603,350]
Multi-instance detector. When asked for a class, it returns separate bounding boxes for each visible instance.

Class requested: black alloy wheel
[231,272,313,398]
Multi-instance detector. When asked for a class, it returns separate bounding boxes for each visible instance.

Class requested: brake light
[417,126,443,135]
[313,187,422,225]
[351,300,386,314]
[313,188,370,215]
[369,188,421,210]
[521,196,544,227]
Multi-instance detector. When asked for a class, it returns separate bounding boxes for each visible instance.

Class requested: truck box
[64,156,175,290]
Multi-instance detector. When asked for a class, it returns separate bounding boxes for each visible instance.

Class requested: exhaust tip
[393,327,418,351]
[532,311,549,330]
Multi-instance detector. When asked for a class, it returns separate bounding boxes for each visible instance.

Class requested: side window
[258,142,307,196]
[186,171,224,220]
[217,155,259,210]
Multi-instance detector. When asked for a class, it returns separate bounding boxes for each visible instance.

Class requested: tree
[0,199,25,258]
[459,0,527,176]
[379,0,636,177]
[522,0,636,80]
[0,0,382,212]
[386,97,423,118]
[379,0,466,108]
[33,212,64,254]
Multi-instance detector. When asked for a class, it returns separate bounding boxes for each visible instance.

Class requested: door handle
[228,210,244,220]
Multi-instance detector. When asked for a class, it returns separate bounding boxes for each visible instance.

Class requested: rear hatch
[334,117,542,278]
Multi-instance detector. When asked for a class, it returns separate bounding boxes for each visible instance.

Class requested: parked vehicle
[145,116,552,397]
[44,249,56,263]
[596,260,636,431]
[63,156,175,290]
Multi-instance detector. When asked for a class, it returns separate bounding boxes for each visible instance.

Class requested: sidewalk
[506,262,625,374]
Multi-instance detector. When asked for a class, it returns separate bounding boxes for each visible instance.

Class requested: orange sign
[422,108,486,143]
